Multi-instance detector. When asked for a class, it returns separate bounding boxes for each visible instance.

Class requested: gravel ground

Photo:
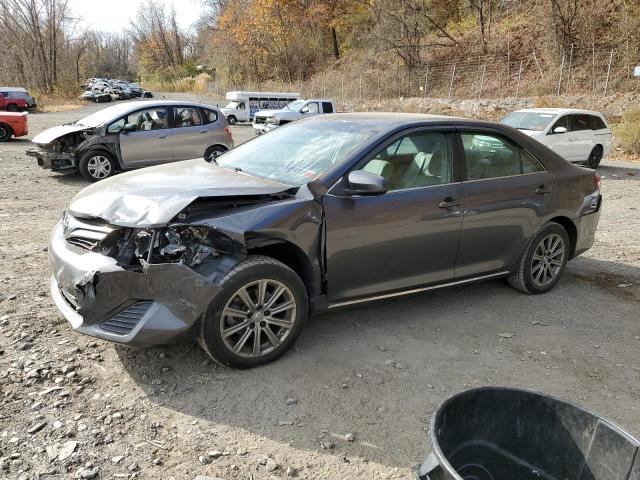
[1,96,639,480]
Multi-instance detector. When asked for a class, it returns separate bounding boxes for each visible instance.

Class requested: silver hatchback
[28,100,234,182]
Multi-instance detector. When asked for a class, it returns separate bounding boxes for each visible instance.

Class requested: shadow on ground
[115,255,640,468]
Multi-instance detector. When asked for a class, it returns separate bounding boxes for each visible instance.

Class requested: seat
[400,150,444,188]
[363,159,394,182]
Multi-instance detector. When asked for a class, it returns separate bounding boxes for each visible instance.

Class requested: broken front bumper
[49,222,223,345]
[27,148,77,172]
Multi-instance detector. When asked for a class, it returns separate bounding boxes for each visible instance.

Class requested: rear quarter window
[202,109,218,123]
[589,115,607,130]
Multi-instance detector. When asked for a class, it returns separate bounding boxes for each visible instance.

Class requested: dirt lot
[1,97,639,480]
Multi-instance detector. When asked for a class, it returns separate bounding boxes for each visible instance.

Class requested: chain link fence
[207,46,638,101]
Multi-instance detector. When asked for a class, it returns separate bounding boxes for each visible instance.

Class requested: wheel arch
[548,216,577,259]
[246,238,317,297]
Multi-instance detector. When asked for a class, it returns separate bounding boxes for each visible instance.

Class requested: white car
[500,108,611,168]
[252,99,336,134]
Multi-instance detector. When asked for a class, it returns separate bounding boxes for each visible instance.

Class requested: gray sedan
[27,100,234,182]
[49,113,601,368]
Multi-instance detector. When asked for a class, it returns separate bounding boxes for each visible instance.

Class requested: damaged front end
[49,212,244,345]
[27,128,97,172]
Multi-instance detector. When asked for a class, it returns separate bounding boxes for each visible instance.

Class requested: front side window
[107,117,125,133]
[461,132,544,180]
[217,120,381,186]
[127,107,169,131]
[550,115,569,133]
[172,107,202,128]
[361,131,452,191]
[304,102,319,114]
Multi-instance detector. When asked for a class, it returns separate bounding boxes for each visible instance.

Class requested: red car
[0,112,28,141]
[0,93,28,111]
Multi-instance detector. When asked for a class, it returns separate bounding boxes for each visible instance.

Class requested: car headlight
[265,117,279,125]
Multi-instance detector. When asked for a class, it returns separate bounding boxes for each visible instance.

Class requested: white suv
[500,108,612,168]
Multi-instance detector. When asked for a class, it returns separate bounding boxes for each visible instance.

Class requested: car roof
[311,112,495,127]
[511,108,604,116]
[98,100,221,116]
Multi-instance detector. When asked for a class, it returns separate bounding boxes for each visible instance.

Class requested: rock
[57,440,77,460]
[378,345,387,351]
[78,467,98,479]
[382,359,396,367]
[395,363,406,370]
[199,455,211,464]
[497,332,514,339]
[285,398,298,405]
[286,466,298,476]
[53,420,64,429]
[193,476,225,480]
[112,455,125,464]
[128,463,139,472]
[28,421,47,434]
[617,283,632,288]
[345,433,355,442]
[265,458,279,472]
[236,447,248,456]
[207,450,224,459]
[320,441,335,450]
[46,445,59,460]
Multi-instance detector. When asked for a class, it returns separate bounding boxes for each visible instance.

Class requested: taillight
[594,175,602,193]
[224,126,233,140]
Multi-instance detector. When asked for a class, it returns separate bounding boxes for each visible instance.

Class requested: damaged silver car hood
[32,124,90,144]
[68,159,293,227]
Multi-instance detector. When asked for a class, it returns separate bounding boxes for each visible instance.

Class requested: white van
[500,108,612,168]
[220,91,300,124]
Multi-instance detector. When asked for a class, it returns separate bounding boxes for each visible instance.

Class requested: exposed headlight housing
[265,117,279,125]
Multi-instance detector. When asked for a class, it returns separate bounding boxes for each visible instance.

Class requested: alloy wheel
[220,279,297,358]
[530,233,565,287]
[86,155,112,179]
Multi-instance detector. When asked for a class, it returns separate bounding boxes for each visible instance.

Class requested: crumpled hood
[68,159,293,227]
[32,124,91,144]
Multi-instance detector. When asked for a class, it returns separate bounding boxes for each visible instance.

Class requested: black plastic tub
[418,387,640,480]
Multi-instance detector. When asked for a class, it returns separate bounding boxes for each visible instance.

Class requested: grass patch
[613,109,640,155]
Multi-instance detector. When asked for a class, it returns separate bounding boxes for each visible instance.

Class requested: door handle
[438,197,462,208]
[157,134,167,139]
[535,185,553,194]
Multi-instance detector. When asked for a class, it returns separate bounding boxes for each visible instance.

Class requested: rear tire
[586,145,603,169]
[198,255,308,369]
[0,123,13,141]
[79,150,116,182]
[204,145,227,161]
[508,222,570,294]
[227,115,237,125]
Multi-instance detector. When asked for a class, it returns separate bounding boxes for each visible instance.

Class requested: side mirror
[122,123,137,134]
[300,106,309,114]
[553,126,567,134]
[344,170,386,195]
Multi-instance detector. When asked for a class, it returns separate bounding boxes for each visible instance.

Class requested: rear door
[167,106,209,160]
[324,127,464,301]
[455,129,556,278]
[569,114,593,161]
[119,106,172,168]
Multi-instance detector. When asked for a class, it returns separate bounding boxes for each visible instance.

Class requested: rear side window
[322,102,334,113]
[172,107,203,128]
[202,109,218,123]
[589,115,607,130]
[461,133,544,180]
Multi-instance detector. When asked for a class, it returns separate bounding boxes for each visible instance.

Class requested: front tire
[79,151,116,182]
[198,256,308,368]
[227,115,237,125]
[508,222,570,294]
[0,123,13,141]
[586,145,603,169]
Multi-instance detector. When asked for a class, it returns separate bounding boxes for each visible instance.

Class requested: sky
[66,0,203,33]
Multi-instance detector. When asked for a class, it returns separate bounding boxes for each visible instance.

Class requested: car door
[569,114,592,161]
[119,106,172,168]
[455,129,556,279]
[167,106,209,160]
[544,115,574,160]
[323,128,464,302]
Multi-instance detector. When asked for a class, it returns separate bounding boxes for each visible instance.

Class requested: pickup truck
[253,98,336,134]
[0,93,28,111]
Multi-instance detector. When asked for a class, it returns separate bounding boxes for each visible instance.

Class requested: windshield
[500,111,556,131]
[285,100,305,111]
[225,101,239,109]
[217,120,381,186]
[73,103,135,127]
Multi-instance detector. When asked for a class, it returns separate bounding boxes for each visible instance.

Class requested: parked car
[48,113,601,368]
[0,87,37,109]
[0,111,28,141]
[27,100,233,181]
[500,108,611,168]
[0,92,28,111]
[221,91,301,124]
[253,98,336,134]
